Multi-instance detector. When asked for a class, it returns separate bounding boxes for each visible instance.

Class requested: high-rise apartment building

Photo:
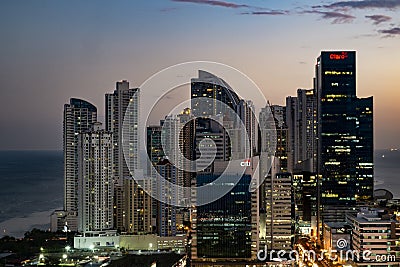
[260,106,293,251]
[105,80,140,184]
[271,105,289,173]
[264,171,293,251]
[155,159,177,237]
[177,108,196,191]
[63,98,97,231]
[161,115,185,202]
[146,124,163,233]
[77,122,113,232]
[237,100,257,155]
[286,89,317,173]
[123,175,153,234]
[147,110,194,235]
[105,80,145,232]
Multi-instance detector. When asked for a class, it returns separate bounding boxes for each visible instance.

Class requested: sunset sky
[0,0,399,150]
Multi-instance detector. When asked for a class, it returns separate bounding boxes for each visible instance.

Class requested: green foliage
[0,229,71,259]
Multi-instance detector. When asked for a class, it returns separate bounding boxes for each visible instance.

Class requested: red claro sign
[330,52,348,60]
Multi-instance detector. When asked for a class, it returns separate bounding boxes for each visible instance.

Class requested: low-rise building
[346,208,400,266]
[323,222,352,252]
[74,231,187,253]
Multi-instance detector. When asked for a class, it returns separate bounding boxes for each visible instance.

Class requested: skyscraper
[77,122,113,232]
[190,71,260,264]
[271,105,289,173]
[64,98,97,231]
[260,105,293,251]
[105,80,143,232]
[237,100,257,155]
[155,159,177,237]
[292,171,318,236]
[286,89,317,173]
[355,97,374,201]
[177,108,196,187]
[146,110,194,235]
[195,117,231,172]
[146,125,164,177]
[191,70,240,118]
[123,175,153,234]
[193,172,253,259]
[264,172,293,251]
[315,51,373,222]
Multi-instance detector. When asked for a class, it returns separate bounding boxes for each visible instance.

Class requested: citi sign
[240,159,251,167]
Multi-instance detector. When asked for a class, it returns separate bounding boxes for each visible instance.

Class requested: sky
[0,0,399,150]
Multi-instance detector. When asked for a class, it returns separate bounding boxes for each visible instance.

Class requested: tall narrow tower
[77,122,113,232]
[63,98,97,231]
[105,80,140,185]
[315,51,373,223]
[105,80,150,233]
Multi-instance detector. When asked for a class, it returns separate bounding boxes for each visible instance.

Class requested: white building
[347,208,400,266]
[78,122,113,232]
[264,171,293,251]
[259,105,293,251]
[63,98,97,231]
[74,230,119,249]
[74,231,187,253]
[105,80,140,230]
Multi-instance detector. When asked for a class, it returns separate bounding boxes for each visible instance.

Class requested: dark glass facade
[355,97,374,201]
[191,70,240,118]
[195,174,252,258]
[191,71,257,261]
[316,51,373,209]
[317,51,358,207]
[146,125,164,175]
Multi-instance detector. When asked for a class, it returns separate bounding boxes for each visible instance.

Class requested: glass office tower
[195,174,252,258]
[316,51,373,222]
[316,51,358,207]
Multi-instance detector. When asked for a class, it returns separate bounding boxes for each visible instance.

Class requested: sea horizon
[0,149,399,238]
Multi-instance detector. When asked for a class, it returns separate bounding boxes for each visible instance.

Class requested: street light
[89,244,95,253]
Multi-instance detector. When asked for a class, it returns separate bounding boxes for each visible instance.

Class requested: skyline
[1,0,400,150]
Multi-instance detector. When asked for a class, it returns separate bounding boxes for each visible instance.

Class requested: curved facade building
[63,98,97,230]
[191,70,240,117]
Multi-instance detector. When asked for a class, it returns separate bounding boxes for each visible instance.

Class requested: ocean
[0,151,63,237]
[374,149,400,198]
[0,149,399,238]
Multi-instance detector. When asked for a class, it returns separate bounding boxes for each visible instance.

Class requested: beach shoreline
[0,207,62,238]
